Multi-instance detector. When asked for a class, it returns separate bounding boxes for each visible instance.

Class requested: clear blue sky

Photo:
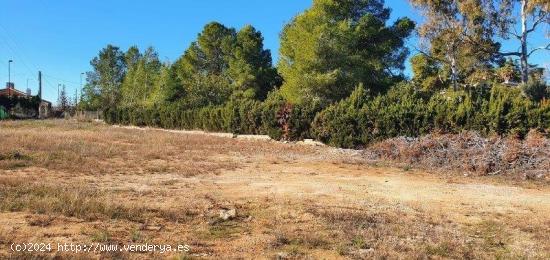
[0,0,547,104]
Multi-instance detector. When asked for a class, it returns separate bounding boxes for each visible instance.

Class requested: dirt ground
[0,120,549,259]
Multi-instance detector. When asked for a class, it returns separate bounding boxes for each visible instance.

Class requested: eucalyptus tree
[492,0,549,83]
[410,0,501,89]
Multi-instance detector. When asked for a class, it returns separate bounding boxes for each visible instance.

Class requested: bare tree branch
[412,46,447,64]
[509,31,523,40]
[499,51,521,57]
[525,12,548,34]
[527,43,550,57]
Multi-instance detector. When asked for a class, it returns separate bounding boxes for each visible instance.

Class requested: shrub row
[313,84,550,148]
[104,84,550,148]
[104,92,322,141]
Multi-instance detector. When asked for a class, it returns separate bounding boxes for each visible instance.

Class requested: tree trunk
[446,41,459,90]
[450,56,459,90]
[520,0,529,83]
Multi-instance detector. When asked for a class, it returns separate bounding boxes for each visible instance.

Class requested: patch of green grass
[351,236,369,249]
[475,220,510,252]
[202,220,245,239]
[130,229,143,243]
[91,229,111,243]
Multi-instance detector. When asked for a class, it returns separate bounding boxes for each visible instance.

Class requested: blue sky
[0,0,547,104]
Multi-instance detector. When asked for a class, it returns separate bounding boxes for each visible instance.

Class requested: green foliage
[287,99,324,140]
[81,45,126,110]
[486,86,536,136]
[176,22,235,107]
[175,22,280,108]
[259,90,287,140]
[522,80,549,102]
[311,83,546,148]
[0,106,7,120]
[0,96,41,119]
[98,2,547,150]
[105,82,548,149]
[312,85,371,147]
[278,0,414,104]
[410,54,445,90]
[120,47,163,107]
[229,25,282,100]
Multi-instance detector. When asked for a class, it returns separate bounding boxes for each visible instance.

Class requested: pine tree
[278,0,415,104]
[59,84,69,112]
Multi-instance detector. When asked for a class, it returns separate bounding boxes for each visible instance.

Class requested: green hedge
[312,84,550,148]
[105,84,550,148]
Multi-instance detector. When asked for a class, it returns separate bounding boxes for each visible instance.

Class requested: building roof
[0,86,52,104]
[0,87,28,97]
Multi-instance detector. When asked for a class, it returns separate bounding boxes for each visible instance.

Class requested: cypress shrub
[102,83,548,148]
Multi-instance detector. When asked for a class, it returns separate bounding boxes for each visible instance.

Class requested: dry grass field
[0,120,549,259]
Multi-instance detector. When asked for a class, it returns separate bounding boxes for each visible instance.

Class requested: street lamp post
[8,60,13,85]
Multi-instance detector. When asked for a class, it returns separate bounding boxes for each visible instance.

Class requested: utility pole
[38,71,42,100]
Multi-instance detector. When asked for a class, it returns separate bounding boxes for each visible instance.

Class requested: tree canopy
[278,0,415,104]
[175,22,280,108]
[81,44,126,109]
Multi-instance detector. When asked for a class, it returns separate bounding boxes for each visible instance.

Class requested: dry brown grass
[0,119,549,259]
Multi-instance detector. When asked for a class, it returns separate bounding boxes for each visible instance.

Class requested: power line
[0,24,40,78]
[0,22,81,102]
[42,73,80,85]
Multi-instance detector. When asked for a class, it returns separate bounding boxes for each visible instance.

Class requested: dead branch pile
[364,130,550,181]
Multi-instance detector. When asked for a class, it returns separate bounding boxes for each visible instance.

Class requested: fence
[69,110,104,121]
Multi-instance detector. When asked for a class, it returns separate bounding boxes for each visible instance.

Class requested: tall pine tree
[278,0,415,104]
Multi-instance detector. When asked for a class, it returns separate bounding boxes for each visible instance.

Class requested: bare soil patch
[0,120,548,259]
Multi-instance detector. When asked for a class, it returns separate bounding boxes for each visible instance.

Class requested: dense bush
[312,84,549,148]
[259,91,287,140]
[105,93,287,139]
[105,83,549,149]
[312,85,371,147]
[522,80,550,102]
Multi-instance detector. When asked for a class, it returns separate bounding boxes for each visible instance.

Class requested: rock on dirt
[236,135,273,141]
[296,139,325,146]
[219,208,237,220]
[276,252,289,259]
